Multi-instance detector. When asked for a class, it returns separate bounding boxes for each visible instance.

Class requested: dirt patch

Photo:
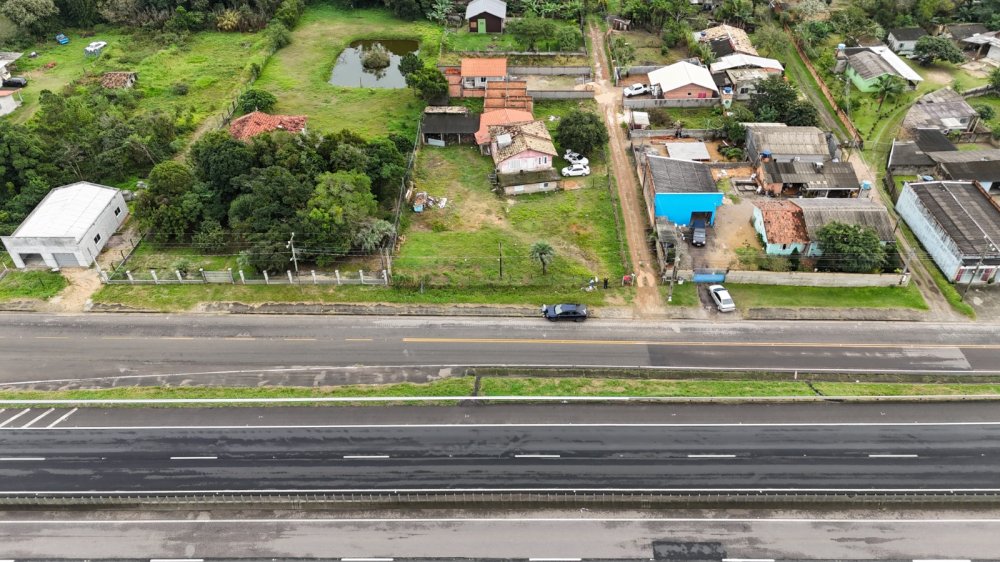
[561,179,585,191]
[42,268,102,313]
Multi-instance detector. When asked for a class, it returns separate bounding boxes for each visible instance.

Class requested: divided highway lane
[2,423,1000,494]
[1,314,1000,384]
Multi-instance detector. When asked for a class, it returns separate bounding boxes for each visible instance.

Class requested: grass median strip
[3,378,1000,406]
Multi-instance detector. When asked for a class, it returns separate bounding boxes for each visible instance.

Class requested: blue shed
[639,154,723,227]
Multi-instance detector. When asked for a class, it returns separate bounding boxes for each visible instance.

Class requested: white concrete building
[0,89,22,117]
[2,182,128,269]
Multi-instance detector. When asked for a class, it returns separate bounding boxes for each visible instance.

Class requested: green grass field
[0,271,67,301]
[724,283,929,310]
[254,4,441,138]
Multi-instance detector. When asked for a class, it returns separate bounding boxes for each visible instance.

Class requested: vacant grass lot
[12,29,268,128]
[0,271,68,301]
[254,4,441,137]
[724,283,929,310]
[662,280,698,306]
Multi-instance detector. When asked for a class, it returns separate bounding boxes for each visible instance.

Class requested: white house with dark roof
[896,181,1000,284]
[1,182,128,269]
[887,27,927,56]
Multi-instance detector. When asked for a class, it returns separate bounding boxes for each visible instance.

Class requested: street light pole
[287,232,299,274]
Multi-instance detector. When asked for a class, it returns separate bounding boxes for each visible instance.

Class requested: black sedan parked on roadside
[541,303,588,322]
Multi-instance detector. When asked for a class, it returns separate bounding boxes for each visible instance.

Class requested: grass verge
[662,280,698,306]
[6,378,1000,406]
[724,283,928,310]
[0,271,68,301]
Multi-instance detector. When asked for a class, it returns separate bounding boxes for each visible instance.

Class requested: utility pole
[666,255,679,302]
[961,255,984,302]
[286,232,299,274]
[498,241,503,279]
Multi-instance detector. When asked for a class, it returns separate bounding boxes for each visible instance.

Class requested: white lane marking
[869,454,919,458]
[3,516,1000,524]
[341,558,393,561]
[0,409,30,428]
[20,408,55,428]
[343,455,390,459]
[169,456,217,460]
[0,457,46,461]
[21,421,1000,430]
[688,454,737,458]
[515,454,561,459]
[529,558,582,561]
[3,487,1000,495]
[46,408,78,428]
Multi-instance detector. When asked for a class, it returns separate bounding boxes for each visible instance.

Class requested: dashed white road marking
[343,455,390,459]
[869,454,919,458]
[46,408,78,428]
[515,454,561,459]
[169,456,218,460]
[688,454,737,458]
[20,408,55,428]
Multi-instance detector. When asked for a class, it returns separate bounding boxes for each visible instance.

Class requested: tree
[530,241,555,275]
[749,74,798,121]
[873,74,907,111]
[912,35,965,65]
[831,6,884,45]
[752,24,788,58]
[189,130,254,208]
[506,16,556,51]
[364,137,407,203]
[405,66,449,102]
[1,0,58,31]
[424,0,451,23]
[354,218,396,253]
[237,89,278,113]
[815,222,887,273]
[555,110,608,156]
[791,0,828,21]
[715,0,753,28]
[554,26,582,51]
[298,171,377,264]
[228,166,311,272]
[988,67,1000,93]
[975,104,997,122]
[398,52,423,76]
[134,161,202,243]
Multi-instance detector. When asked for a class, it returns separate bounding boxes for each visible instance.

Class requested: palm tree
[530,241,555,275]
[873,75,906,111]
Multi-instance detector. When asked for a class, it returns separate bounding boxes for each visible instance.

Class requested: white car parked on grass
[562,163,591,177]
[564,149,589,167]
[623,83,649,97]
[708,284,736,313]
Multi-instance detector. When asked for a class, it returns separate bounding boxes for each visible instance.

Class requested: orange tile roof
[475,108,534,145]
[100,71,137,89]
[461,57,507,77]
[229,111,307,141]
[754,200,809,245]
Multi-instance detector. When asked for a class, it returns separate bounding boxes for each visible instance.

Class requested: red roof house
[229,111,308,141]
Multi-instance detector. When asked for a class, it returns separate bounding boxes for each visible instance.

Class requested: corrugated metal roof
[847,50,896,81]
[888,141,935,168]
[747,125,831,157]
[709,54,783,73]
[11,182,121,240]
[646,156,717,194]
[466,0,506,19]
[888,27,927,41]
[905,181,1000,257]
[792,198,896,241]
[763,161,860,192]
[664,142,711,161]
[422,113,481,134]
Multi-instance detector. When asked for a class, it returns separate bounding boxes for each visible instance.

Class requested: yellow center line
[401,337,1000,350]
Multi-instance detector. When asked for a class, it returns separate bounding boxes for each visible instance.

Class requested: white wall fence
[624,98,721,109]
[100,268,389,286]
[529,90,594,99]
[509,66,592,76]
[629,128,721,140]
[680,269,910,287]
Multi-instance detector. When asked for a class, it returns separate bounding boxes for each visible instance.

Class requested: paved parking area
[960,283,1000,321]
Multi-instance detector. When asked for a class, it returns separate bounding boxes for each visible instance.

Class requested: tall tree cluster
[135,128,406,272]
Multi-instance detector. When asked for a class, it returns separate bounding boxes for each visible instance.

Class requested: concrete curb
[196,301,541,316]
[0,300,42,312]
[743,307,927,321]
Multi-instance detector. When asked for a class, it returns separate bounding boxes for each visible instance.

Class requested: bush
[264,22,292,50]
[975,104,996,122]
[170,258,195,277]
[171,82,189,96]
[362,44,391,70]
[192,219,227,252]
[238,88,277,113]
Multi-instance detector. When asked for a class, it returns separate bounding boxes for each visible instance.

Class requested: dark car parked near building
[690,219,707,247]
[2,76,27,88]
[541,303,588,322]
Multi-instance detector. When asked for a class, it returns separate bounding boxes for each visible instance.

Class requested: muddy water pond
[329,39,419,88]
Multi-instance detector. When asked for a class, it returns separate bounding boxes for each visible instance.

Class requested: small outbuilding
[887,27,927,56]
[1,182,128,269]
[466,0,506,33]
[421,106,481,146]
[637,154,723,226]
[0,89,22,117]
[664,142,711,162]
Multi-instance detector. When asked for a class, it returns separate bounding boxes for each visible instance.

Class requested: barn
[1,182,128,269]
[466,0,506,33]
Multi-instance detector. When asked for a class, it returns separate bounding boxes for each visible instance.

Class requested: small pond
[329,39,419,88]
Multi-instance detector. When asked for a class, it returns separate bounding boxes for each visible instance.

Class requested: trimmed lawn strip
[894,220,977,319]
[0,271,68,301]
[254,4,441,137]
[7,379,1000,406]
[724,283,928,310]
[662,280,698,307]
[92,282,610,310]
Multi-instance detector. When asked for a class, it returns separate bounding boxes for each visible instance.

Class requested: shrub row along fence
[100,268,389,286]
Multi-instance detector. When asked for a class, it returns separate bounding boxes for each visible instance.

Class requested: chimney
[496,133,512,149]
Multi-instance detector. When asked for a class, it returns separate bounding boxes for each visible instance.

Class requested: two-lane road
[3,419,1000,495]
[0,314,999,385]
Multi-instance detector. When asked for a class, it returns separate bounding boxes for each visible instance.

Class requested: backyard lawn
[725,283,929,310]
[254,4,442,138]
[12,29,269,128]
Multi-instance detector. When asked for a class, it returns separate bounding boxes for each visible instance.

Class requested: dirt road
[588,24,665,316]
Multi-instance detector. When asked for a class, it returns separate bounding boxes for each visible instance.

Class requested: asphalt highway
[0,314,999,385]
[2,419,1000,494]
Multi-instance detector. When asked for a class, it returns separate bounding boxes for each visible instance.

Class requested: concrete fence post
[150,270,158,285]
[311,270,317,285]
[287,270,294,284]
[382,269,388,285]
[227,268,234,284]
[175,270,183,282]
[199,268,206,282]
[239,270,246,284]
[335,270,341,285]
[126,271,134,283]
[359,270,365,285]
[263,271,270,285]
